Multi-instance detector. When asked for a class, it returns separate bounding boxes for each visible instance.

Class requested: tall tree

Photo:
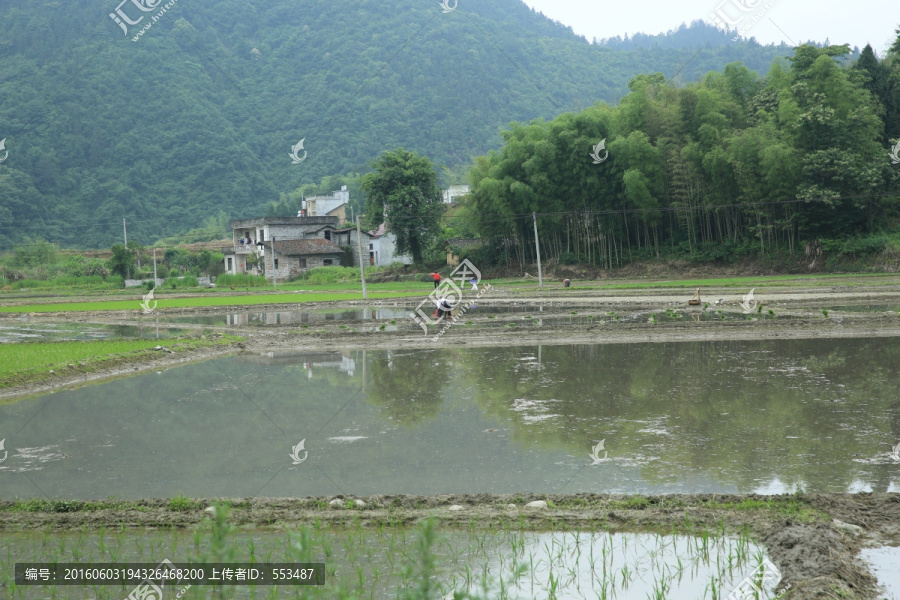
[362,149,443,263]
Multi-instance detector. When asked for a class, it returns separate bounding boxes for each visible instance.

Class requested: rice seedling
[0,513,778,600]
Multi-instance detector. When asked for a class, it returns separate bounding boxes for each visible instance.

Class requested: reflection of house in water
[239,350,355,378]
[225,308,404,327]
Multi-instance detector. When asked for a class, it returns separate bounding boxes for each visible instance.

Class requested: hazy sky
[521,0,898,55]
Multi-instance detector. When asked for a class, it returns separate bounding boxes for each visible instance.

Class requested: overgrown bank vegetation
[0,239,225,291]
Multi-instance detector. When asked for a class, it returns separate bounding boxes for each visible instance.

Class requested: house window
[274,259,279,269]
[369,243,373,250]
[324,230,331,241]
[324,259,333,266]
[227,257,233,271]
[299,258,307,268]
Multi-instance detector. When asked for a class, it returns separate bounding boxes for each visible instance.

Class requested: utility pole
[356,216,368,300]
[123,218,129,280]
[270,236,277,288]
[532,212,543,289]
[153,248,158,283]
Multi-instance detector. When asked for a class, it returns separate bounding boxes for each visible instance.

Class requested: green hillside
[1,0,799,248]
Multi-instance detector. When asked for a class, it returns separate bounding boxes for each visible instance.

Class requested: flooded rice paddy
[859,546,900,600]
[2,338,899,499]
[0,522,777,599]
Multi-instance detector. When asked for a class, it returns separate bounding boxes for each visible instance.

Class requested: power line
[4,191,896,250]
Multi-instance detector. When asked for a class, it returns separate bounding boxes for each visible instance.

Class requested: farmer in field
[434,295,454,324]
[431,272,441,289]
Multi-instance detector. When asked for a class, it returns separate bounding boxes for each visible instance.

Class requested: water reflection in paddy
[0,527,776,600]
[859,546,900,600]
[158,304,580,327]
[2,338,899,499]
[157,305,781,329]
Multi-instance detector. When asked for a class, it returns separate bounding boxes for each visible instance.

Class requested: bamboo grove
[468,41,900,267]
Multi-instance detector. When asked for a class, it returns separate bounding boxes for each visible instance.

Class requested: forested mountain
[0,0,800,248]
[597,20,853,52]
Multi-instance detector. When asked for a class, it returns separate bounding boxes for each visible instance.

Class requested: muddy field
[3,280,900,598]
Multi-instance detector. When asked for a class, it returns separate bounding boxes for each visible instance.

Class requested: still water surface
[2,338,899,499]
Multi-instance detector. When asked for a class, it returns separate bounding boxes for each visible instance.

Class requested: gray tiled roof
[272,238,344,256]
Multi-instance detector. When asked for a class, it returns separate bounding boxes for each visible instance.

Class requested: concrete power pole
[356,216,368,300]
[532,212,543,289]
[123,218,129,280]
[270,236,277,289]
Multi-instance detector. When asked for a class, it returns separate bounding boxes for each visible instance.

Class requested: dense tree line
[467,40,900,267]
[0,0,796,249]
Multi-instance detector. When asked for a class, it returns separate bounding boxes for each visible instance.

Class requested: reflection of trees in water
[457,339,900,492]
[364,350,452,425]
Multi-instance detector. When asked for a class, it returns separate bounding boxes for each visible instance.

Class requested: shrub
[294,266,373,285]
[108,244,136,278]
[13,238,58,268]
[60,257,109,278]
[820,234,894,258]
[216,273,268,287]
[559,251,577,265]
[0,266,26,281]
[164,275,199,289]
